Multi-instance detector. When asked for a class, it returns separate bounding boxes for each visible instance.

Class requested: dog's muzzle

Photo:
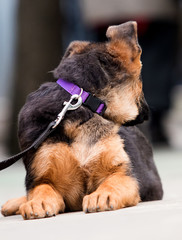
[123,98,149,126]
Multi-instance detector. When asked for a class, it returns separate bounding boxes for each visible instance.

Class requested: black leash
[0,94,83,171]
[0,121,56,171]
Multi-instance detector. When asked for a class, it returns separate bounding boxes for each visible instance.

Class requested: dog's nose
[106,21,138,41]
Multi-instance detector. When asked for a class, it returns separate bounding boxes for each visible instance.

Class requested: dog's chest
[67,115,122,166]
[71,137,104,166]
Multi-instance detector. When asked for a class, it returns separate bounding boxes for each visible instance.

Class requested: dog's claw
[84,208,89,213]
[3,211,8,216]
[92,207,96,212]
[96,205,100,211]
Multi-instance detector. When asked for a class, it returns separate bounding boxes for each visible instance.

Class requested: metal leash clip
[52,92,83,129]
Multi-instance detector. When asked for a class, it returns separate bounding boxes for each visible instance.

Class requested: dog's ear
[106,21,142,74]
[106,21,138,43]
[63,41,89,59]
[106,21,141,59]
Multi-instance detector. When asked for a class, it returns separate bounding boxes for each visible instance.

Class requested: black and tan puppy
[1,21,163,220]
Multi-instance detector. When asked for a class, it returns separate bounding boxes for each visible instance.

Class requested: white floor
[0,147,182,240]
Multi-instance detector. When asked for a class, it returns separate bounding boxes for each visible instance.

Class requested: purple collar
[57,79,106,115]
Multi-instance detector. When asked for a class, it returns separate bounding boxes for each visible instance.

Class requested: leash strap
[0,94,82,171]
[0,121,56,171]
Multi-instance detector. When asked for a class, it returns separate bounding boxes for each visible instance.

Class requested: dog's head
[54,21,149,125]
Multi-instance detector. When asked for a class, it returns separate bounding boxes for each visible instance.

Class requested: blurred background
[0,0,182,157]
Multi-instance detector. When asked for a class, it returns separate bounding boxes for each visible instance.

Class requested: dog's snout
[123,98,149,126]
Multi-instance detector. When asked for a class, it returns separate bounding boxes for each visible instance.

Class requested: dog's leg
[20,142,86,220]
[82,135,140,213]
[19,184,65,219]
[1,196,27,216]
[83,173,140,213]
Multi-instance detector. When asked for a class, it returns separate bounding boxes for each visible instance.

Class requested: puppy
[1,21,163,220]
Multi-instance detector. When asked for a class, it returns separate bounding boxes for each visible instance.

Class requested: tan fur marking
[68,41,89,57]
[72,133,128,168]
[107,40,142,78]
[85,135,131,194]
[64,120,81,139]
[103,83,140,124]
[32,143,86,211]
[70,115,122,166]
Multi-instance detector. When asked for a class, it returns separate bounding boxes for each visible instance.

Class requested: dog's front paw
[19,198,65,220]
[82,190,125,213]
[1,196,27,216]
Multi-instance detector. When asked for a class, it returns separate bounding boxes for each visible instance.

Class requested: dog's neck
[64,114,119,144]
